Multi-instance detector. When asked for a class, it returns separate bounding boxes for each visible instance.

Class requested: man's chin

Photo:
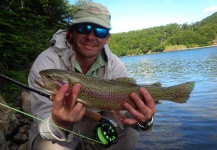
[79,52,97,58]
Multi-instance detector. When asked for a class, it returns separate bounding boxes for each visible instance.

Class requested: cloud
[203,6,217,13]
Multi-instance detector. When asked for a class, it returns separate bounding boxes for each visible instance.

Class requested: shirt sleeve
[28,50,73,141]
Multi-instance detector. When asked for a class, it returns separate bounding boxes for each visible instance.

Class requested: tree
[0,0,75,100]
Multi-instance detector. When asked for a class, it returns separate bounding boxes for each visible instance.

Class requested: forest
[109,13,217,56]
[0,0,217,101]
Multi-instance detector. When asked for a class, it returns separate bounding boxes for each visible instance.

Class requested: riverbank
[0,91,32,150]
[164,44,217,52]
[146,44,217,54]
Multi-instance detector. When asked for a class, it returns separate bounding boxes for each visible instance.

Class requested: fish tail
[166,82,195,103]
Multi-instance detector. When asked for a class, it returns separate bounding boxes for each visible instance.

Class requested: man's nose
[86,29,96,39]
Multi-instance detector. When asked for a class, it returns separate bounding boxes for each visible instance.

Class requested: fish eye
[47,75,52,79]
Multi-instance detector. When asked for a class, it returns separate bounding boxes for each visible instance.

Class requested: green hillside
[109,12,217,56]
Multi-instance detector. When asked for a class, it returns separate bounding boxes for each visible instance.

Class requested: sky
[70,0,217,33]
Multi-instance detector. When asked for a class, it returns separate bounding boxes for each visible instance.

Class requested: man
[28,2,156,150]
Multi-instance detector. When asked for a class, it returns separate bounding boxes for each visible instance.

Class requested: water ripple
[120,46,217,150]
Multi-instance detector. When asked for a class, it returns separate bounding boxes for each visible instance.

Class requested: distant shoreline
[119,44,217,58]
[148,44,217,54]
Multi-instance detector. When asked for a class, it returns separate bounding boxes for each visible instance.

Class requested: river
[120,46,217,150]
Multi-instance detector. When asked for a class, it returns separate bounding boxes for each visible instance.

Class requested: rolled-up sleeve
[28,50,73,141]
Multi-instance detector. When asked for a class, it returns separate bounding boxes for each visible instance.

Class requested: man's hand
[51,84,86,129]
[123,87,156,125]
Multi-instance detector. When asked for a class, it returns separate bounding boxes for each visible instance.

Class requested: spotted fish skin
[35,69,195,112]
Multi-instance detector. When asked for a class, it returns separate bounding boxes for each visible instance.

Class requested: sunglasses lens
[76,24,109,39]
[76,24,92,34]
[94,28,109,39]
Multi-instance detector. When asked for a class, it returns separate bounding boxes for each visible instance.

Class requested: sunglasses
[75,24,109,39]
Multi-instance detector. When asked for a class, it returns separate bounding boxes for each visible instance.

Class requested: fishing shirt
[28,29,129,146]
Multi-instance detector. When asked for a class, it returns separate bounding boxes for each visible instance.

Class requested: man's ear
[66,31,73,43]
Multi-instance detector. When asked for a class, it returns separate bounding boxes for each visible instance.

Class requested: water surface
[120,47,217,150]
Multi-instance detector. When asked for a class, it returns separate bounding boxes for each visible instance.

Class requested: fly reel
[94,119,118,148]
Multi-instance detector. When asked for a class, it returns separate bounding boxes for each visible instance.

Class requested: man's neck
[76,56,97,74]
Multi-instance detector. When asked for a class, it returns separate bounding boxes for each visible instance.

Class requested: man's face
[71,23,110,59]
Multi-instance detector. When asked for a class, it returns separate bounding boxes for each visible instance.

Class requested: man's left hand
[122,87,156,125]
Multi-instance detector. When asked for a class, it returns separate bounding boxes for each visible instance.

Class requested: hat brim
[72,17,111,29]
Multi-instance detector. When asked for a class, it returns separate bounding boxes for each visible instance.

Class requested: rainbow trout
[35,69,195,112]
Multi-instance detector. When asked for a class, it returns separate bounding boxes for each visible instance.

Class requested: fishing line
[0,102,102,144]
[0,102,104,144]
[0,74,103,144]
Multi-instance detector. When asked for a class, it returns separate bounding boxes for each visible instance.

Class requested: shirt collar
[74,54,106,77]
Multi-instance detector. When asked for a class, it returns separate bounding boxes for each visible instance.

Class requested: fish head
[35,69,69,95]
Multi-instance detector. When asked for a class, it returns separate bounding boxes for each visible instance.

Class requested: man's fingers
[130,88,156,114]
[122,118,138,125]
[129,92,148,114]
[139,87,156,111]
[123,87,156,125]
[123,102,144,122]
[53,84,69,111]
[60,84,81,111]
[69,103,86,122]
[71,84,81,107]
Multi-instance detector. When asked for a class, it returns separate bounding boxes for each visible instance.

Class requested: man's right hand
[51,84,86,129]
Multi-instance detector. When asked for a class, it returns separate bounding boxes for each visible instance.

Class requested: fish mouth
[34,79,55,94]
[34,78,69,95]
